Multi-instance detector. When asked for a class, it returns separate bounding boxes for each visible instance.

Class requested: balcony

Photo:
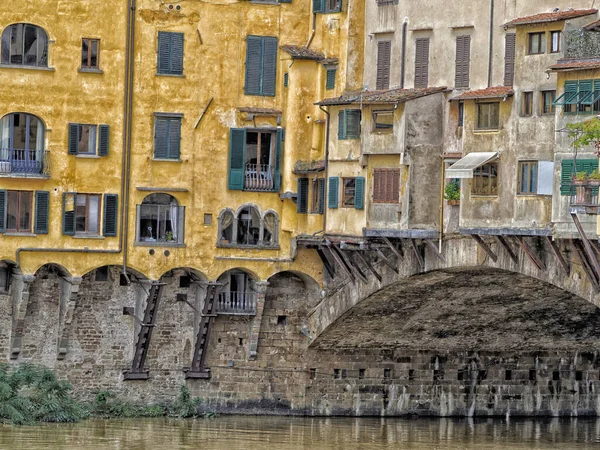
[215,291,257,315]
[569,181,600,214]
[244,163,274,191]
[0,148,49,177]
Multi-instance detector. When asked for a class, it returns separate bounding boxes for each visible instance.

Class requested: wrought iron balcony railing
[0,148,49,176]
[569,181,600,214]
[215,291,257,315]
[244,163,274,191]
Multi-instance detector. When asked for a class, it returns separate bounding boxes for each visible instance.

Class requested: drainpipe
[400,21,407,89]
[319,105,331,234]
[16,0,136,273]
[306,13,317,49]
[487,0,494,88]
[439,156,445,252]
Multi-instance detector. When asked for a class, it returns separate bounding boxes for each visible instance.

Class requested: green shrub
[169,385,202,418]
[444,180,460,201]
[92,390,165,418]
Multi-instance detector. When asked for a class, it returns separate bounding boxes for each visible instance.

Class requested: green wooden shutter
[62,193,76,235]
[169,118,181,159]
[261,37,278,96]
[346,110,361,138]
[245,36,263,96]
[318,179,325,214]
[228,128,246,190]
[313,0,324,13]
[98,124,110,156]
[326,68,336,90]
[34,191,49,234]
[157,31,171,74]
[297,178,309,213]
[68,123,79,155]
[338,111,346,139]
[328,177,339,208]
[171,32,184,75]
[103,194,118,237]
[274,128,283,191]
[154,118,168,158]
[0,190,5,233]
[354,176,365,209]
[560,159,599,195]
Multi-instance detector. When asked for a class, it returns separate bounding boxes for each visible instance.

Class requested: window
[414,38,429,88]
[458,102,464,127]
[556,80,600,114]
[137,193,184,244]
[329,176,364,209]
[373,110,393,130]
[455,35,471,88]
[81,38,100,69]
[518,161,538,194]
[476,102,500,130]
[157,31,184,75]
[326,68,336,90]
[373,169,400,203]
[472,163,498,195]
[6,190,32,232]
[376,0,398,5]
[244,36,278,97]
[228,128,283,191]
[218,206,279,247]
[376,41,391,90]
[313,0,341,13]
[311,178,325,213]
[154,115,181,160]
[550,31,561,53]
[528,32,545,55]
[338,110,361,139]
[1,23,48,67]
[541,91,556,115]
[0,113,46,175]
[560,159,599,195]
[216,270,256,315]
[67,124,110,156]
[343,178,356,207]
[62,193,100,235]
[522,92,533,117]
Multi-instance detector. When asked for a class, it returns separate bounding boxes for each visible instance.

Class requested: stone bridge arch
[307,236,600,343]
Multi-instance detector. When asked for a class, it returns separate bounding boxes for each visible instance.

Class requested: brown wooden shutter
[373,169,400,203]
[376,41,391,90]
[414,38,429,88]
[455,35,471,88]
[504,33,516,87]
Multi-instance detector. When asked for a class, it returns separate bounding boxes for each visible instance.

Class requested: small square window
[472,163,498,196]
[541,91,556,115]
[476,102,500,130]
[81,38,100,69]
[76,124,97,155]
[550,31,561,53]
[372,110,394,131]
[342,178,356,208]
[204,213,213,225]
[528,32,545,55]
[522,92,533,117]
[518,161,538,194]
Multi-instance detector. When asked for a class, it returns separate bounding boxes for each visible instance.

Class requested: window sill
[473,129,500,134]
[135,242,186,248]
[78,68,103,74]
[4,232,36,237]
[371,129,393,134]
[250,0,280,4]
[517,193,551,198]
[243,189,279,193]
[73,234,105,239]
[470,195,498,198]
[76,154,100,159]
[0,64,55,71]
[155,73,185,78]
[152,158,182,162]
[217,243,280,250]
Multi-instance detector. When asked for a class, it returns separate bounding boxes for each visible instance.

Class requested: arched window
[216,269,256,315]
[1,24,48,67]
[0,113,45,175]
[263,212,278,246]
[137,193,185,244]
[219,210,234,244]
[217,206,279,248]
[237,206,260,245]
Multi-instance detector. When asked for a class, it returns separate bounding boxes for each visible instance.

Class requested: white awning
[446,152,499,179]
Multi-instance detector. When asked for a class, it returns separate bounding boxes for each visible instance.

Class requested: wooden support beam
[375,248,400,274]
[352,250,382,283]
[496,235,518,265]
[410,239,425,271]
[317,247,336,279]
[545,236,570,276]
[327,244,356,282]
[382,237,404,261]
[335,247,369,284]
[570,212,600,280]
[514,236,546,271]
[424,240,446,263]
[471,235,498,263]
[572,239,600,292]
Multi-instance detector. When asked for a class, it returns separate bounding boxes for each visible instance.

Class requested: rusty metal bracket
[514,236,546,271]
[410,239,425,271]
[375,248,400,274]
[353,250,382,282]
[572,239,600,292]
[471,235,498,263]
[545,236,570,276]
[496,235,518,265]
[571,212,600,280]
[317,246,336,279]
[425,239,446,263]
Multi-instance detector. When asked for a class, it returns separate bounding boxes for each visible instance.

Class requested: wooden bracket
[410,239,425,271]
[336,247,369,284]
[375,248,400,274]
[471,235,498,262]
[514,236,546,271]
[496,235,518,265]
[317,247,336,279]
[545,236,570,276]
[327,244,356,282]
[353,251,382,282]
[572,239,600,292]
[571,212,600,280]
[425,240,446,263]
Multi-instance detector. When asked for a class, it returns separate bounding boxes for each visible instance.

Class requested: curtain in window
[264,213,276,244]
[35,117,43,162]
[0,116,9,162]
[220,212,233,239]
[169,205,178,241]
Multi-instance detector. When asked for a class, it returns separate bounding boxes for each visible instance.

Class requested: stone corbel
[10,274,35,360]
[247,281,269,361]
[57,276,83,360]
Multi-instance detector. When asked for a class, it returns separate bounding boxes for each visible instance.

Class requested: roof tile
[549,58,600,71]
[504,9,597,28]
[280,45,325,61]
[453,86,514,101]
[316,86,448,106]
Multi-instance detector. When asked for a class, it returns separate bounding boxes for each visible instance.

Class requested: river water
[1,416,600,449]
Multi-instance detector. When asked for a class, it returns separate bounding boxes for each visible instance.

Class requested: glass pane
[245,132,258,166]
[88,195,99,233]
[6,191,18,230]
[10,25,23,65]
[28,116,38,154]
[37,28,47,66]
[374,111,394,129]
[1,27,10,64]
[78,125,97,154]
[81,40,89,67]
[259,133,272,166]
[76,194,87,232]
[490,104,499,128]
[19,191,32,231]
[139,204,158,241]
[521,163,528,193]
[13,114,26,150]
[23,25,38,66]
[530,163,537,193]
[90,40,98,68]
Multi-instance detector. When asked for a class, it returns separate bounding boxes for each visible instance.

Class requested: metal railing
[216,291,257,315]
[244,163,274,191]
[0,148,48,175]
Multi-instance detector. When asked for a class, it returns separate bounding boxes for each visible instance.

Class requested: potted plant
[573,171,589,185]
[164,231,175,242]
[444,180,461,206]
[589,169,600,186]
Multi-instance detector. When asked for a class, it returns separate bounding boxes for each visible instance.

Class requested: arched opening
[216,269,257,315]
[263,211,278,246]
[217,205,279,248]
[0,112,46,175]
[136,193,184,244]
[1,24,48,67]
[237,206,260,245]
[218,209,234,245]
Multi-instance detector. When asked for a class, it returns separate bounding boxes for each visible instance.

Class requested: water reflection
[1,416,600,449]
